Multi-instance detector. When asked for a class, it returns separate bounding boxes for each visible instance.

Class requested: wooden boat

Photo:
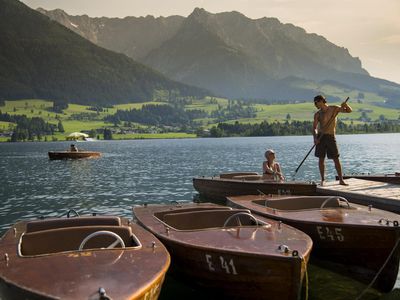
[193,172,317,202]
[0,213,170,300]
[337,173,400,184]
[226,194,400,292]
[133,202,312,299]
[48,150,101,160]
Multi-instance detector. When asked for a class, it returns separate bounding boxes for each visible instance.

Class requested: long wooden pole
[292,97,349,180]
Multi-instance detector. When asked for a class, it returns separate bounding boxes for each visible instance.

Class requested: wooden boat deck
[0,216,170,300]
[133,203,312,299]
[317,178,400,213]
[226,194,400,292]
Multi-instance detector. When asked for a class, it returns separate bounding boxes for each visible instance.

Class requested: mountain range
[0,0,207,105]
[38,7,400,106]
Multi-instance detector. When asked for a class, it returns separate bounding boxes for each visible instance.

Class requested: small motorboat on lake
[338,173,400,184]
[133,202,312,299]
[0,213,170,300]
[226,194,400,292]
[193,172,317,202]
[48,150,101,160]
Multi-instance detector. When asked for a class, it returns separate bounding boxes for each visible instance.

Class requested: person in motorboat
[70,144,78,152]
[262,149,285,181]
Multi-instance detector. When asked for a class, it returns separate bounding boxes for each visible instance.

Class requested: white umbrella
[66,132,89,140]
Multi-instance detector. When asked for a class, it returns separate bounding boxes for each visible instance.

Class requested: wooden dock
[317,178,400,213]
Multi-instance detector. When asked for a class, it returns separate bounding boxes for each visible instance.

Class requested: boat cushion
[162,209,253,230]
[21,225,133,256]
[26,217,121,233]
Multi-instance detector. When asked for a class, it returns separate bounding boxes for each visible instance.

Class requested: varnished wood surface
[227,195,400,292]
[0,217,170,300]
[133,203,313,300]
[340,174,400,184]
[227,194,400,225]
[317,178,400,213]
[193,176,317,201]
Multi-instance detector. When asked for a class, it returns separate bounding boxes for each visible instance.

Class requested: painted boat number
[205,254,238,275]
[316,226,344,241]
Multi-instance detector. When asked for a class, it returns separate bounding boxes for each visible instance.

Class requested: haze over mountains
[0,0,207,105]
[38,7,400,106]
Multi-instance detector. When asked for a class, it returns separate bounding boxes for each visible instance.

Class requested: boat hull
[227,195,400,292]
[133,203,313,300]
[193,174,317,202]
[0,217,170,300]
[48,151,101,160]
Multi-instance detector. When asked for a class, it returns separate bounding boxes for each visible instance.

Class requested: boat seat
[154,206,231,221]
[25,216,121,233]
[255,196,341,210]
[20,225,135,256]
[232,175,263,181]
[220,172,259,179]
[162,209,254,230]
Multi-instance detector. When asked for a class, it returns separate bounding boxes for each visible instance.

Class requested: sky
[21,0,400,84]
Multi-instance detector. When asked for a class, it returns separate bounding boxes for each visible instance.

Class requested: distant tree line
[10,117,57,141]
[0,112,63,141]
[104,104,206,127]
[205,120,400,137]
[211,100,256,121]
[104,101,256,127]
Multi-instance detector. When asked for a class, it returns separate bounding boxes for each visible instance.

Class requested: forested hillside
[0,0,208,105]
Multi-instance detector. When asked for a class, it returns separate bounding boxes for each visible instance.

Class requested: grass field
[1,98,399,141]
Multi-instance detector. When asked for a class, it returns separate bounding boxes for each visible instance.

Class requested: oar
[291,97,349,180]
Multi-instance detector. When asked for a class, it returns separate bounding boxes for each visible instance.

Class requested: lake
[1,133,399,299]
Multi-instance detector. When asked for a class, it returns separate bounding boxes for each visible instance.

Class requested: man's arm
[313,112,319,144]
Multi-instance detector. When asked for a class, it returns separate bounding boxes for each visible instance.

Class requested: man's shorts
[315,134,339,159]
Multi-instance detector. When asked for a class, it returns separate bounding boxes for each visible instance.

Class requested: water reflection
[1,135,400,297]
[1,134,399,234]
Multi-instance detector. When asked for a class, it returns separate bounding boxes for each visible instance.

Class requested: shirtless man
[313,95,352,186]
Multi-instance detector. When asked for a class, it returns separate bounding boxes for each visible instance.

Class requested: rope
[355,237,400,300]
[301,256,309,300]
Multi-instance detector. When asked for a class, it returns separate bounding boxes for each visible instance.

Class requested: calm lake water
[1,133,399,299]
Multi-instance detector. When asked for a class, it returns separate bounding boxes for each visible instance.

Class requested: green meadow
[1,98,399,141]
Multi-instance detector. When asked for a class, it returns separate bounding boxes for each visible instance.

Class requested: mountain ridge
[36,6,400,105]
[0,0,207,105]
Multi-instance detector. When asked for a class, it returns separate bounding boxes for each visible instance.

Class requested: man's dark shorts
[315,134,339,159]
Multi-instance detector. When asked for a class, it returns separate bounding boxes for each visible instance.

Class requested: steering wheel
[66,209,80,218]
[79,230,125,251]
[320,196,350,209]
[337,197,351,208]
[223,212,259,227]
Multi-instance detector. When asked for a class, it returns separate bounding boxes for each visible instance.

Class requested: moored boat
[0,213,170,300]
[338,173,400,184]
[48,150,101,160]
[193,172,317,202]
[226,194,400,292]
[133,202,312,299]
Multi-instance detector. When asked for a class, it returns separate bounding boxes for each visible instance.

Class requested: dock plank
[317,178,400,213]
